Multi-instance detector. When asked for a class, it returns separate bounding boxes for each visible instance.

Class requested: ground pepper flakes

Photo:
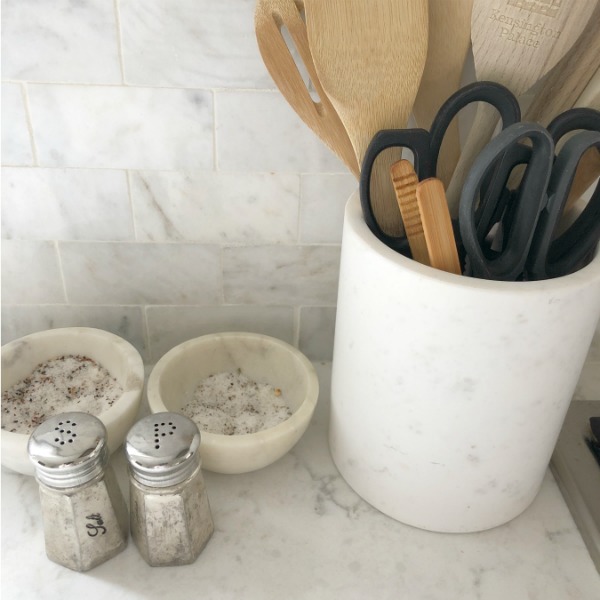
[1,354,123,435]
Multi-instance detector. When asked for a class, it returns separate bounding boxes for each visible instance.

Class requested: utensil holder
[330,191,600,533]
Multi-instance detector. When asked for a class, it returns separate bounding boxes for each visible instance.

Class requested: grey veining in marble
[120,0,273,89]
[2,363,599,599]
[2,0,122,84]
[59,242,222,305]
[223,245,341,306]
[2,167,134,241]
[130,170,299,244]
[1,83,33,166]
[28,85,213,170]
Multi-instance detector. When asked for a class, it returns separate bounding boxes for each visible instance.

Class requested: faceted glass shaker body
[130,463,214,566]
[28,412,128,572]
[38,466,129,572]
[125,412,214,566]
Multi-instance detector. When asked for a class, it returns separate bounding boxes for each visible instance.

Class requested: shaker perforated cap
[125,412,201,487]
[27,412,108,488]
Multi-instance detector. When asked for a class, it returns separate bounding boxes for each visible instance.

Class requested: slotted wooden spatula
[255,0,359,177]
[305,0,428,235]
[445,0,597,216]
[413,0,474,188]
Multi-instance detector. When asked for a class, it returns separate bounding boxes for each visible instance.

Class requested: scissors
[464,108,600,261]
[359,81,521,255]
[459,117,600,281]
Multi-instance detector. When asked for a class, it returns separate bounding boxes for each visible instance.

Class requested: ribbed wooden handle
[390,160,430,265]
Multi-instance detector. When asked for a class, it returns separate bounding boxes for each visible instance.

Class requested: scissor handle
[459,122,555,281]
[527,130,600,280]
[429,81,521,176]
[359,128,432,254]
[546,108,600,142]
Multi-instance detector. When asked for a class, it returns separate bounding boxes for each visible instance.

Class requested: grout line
[142,304,153,364]
[20,83,39,166]
[113,0,127,85]
[292,306,301,348]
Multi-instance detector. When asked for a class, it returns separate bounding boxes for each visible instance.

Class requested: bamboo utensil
[390,160,430,265]
[305,0,429,236]
[413,0,474,188]
[523,0,600,125]
[416,178,462,274]
[255,0,359,177]
[445,0,597,216]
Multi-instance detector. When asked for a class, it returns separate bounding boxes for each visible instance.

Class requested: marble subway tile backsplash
[1,0,354,362]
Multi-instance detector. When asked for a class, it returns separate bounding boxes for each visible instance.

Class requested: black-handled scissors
[465,107,600,263]
[359,81,521,255]
[459,119,600,281]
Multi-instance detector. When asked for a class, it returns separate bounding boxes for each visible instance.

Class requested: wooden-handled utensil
[305,0,428,236]
[413,0,474,188]
[523,0,600,125]
[416,178,462,274]
[445,0,597,217]
[390,160,430,266]
[255,0,359,177]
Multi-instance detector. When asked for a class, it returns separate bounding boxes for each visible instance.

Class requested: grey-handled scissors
[359,81,521,255]
[459,120,600,281]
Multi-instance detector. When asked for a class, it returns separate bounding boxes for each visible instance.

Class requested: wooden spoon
[255,0,359,177]
[305,0,429,236]
[413,0,474,188]
[445,0,597,216]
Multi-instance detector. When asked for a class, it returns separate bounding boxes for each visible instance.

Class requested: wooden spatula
[255,0,359,177]
[305,0,428,236]
[523,0,600,126]
[412,0,474,188]
[390,160,430,266]
[445,0,597,216]
[416,178,462,275]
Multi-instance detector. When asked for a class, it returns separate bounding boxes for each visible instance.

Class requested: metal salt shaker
[125,412,214,566]
[27,412,128,572]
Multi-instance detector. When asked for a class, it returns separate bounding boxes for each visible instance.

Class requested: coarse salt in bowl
[1,327,145,476]
[146,332,319,474]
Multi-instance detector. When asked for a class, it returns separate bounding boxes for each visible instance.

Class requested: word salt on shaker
[125,412,214,566]
[27,412,128,572]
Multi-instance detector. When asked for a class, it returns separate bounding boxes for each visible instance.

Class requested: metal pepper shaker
[27,412,128,572]
[125,412,214,566]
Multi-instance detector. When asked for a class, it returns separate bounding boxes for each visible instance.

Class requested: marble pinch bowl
[147,332,319,474]
[2,327,145,476]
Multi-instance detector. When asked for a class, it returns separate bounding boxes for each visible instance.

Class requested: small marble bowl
[1,327,145,476]
[147,332,319,474]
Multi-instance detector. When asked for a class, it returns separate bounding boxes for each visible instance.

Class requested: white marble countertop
[2,362,600,600]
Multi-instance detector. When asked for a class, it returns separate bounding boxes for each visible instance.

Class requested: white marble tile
[299,306,337,361]
[223,245,340,305]
[120,0,272,89]
[130,170,299,243]
[58,242,222,305]
[0,305,148,362]
[1,167,134,241]
[2,0,121,84]
[300,174,357,243]
[1,240,65,304]
[216,91,348,173]
[27,85,213,170]
[146,305,294,362]
[1,84,33,166]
